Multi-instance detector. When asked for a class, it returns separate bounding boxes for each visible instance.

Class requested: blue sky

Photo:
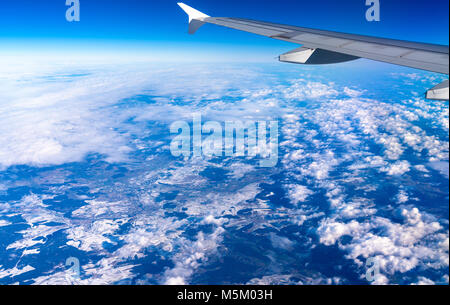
[0,0,448,61]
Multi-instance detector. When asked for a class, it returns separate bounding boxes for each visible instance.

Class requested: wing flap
[280,47,359,65]
[426,80,449,101]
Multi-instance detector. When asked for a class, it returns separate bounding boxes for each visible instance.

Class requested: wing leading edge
[177,3,449,101]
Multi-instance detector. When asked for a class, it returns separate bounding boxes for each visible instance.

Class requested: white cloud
[396,189,409,204]
[287,185,313,204]
[201,215,226,226]
[0,61,278,170]
[269,233,294,251]
[283,80,338,100]
[162,227,225,285]
[413,277,435,285]
[0,220,11,227]
[66,219,126,252]
[0,265,35,280]
[4,194,69,252]
[317,207,448,283]
[382,160,411,176]
[166,276,186,285]
[428,161,449,179]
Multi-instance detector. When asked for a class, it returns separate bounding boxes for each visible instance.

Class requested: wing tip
[177,3,209,34]
[177,2,209,21]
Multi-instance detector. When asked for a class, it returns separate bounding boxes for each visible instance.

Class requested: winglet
[177,3,210,34]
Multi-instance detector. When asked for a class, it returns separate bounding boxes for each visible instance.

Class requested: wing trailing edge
[279,47,360,65]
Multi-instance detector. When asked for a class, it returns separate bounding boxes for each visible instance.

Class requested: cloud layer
[0,59,448,285]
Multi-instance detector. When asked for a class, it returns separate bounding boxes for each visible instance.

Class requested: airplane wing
[177,3,449,101]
